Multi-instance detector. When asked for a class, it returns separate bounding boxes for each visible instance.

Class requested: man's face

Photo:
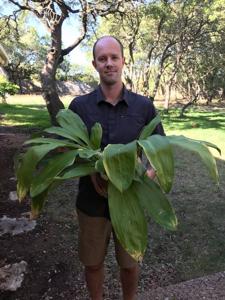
[92,37,125,86]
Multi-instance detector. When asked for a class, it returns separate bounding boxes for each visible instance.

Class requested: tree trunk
[164,83,171,112]
[179,94,198,118]
[41,25,64,125]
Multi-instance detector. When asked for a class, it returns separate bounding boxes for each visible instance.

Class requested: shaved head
[93,36,124,60]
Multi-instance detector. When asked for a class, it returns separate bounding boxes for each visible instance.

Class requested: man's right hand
[91,173,108,198]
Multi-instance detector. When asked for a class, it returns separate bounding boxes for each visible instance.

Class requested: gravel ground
[139,271,225,300]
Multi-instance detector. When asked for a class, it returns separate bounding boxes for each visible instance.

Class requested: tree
[3,0,128,124]
[176,0,225,116]
[0,14,50,93]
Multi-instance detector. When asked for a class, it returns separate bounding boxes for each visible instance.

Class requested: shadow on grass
[0,103,50,130]
[161,109,225,131]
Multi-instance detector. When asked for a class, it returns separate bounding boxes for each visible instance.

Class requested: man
[69,36,164,300]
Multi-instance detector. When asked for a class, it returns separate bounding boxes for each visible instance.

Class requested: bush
[0,75,19,103]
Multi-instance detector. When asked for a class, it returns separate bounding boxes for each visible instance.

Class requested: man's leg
[85,264,104,300]
[113,232,139,300]
[120,265,139,300]
[77,210,111,300]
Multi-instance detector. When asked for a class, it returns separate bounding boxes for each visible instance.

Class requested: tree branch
[8,0,43,18]
[59,0,88,60]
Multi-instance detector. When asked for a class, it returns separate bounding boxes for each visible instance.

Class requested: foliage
[90,0,225,107]
[0,76,19,103]
[56,61,98,87]
[15,109,220,261]
[0,14,50,92]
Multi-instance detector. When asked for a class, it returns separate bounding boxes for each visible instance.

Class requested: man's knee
[85,263,104,273]
[120,264,139,274]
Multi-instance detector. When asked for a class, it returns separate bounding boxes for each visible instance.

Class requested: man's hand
[145,167,156,180]
[91,173,108,198]
[57,147,68,153]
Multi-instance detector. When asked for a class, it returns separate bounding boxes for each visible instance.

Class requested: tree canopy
[1,0,225,119]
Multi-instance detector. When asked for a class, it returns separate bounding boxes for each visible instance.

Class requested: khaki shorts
[77,209,138,268]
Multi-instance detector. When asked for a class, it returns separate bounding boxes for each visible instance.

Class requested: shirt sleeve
[68,98,78,113]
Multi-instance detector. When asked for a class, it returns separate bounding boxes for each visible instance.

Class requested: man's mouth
[105,71,116,75]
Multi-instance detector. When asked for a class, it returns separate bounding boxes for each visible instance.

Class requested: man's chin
[102,79,117,85]
[101,76,120,86]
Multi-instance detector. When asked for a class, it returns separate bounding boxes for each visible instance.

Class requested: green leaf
[16,143,64,201]
[138,135,174,193]
[167,135,219,184]
[30,150,77,197]
[194,139,221,156]
[134,161,146,182]
[77,148,100,159]
[56,162,96,180]
[136,176,177,231]
[31,189,49,219]
[103,141,137,192]
[44,126,85,145]
[108,181,148,261]
[31,179,67,217]
[95,158,105,173]
[90,122,102,149]
[139,114,161,140]
[56,109,90,146]
[24,137,79,148]
[95,158,108,180]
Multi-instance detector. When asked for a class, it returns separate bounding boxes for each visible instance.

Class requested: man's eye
[112,56,119,60]
[99,57,106,62]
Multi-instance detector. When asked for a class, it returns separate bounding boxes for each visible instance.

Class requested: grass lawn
[161,108,225,159]
[1,95,225,283]
[0,94,72,129]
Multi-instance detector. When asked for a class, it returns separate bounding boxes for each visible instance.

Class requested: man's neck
[100,81,123,105]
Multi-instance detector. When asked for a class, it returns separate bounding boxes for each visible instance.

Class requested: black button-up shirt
[69,85,165,218]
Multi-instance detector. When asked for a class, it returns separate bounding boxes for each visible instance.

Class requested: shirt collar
[96,84,130,106]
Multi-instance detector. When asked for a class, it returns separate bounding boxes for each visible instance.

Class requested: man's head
[92,36,124,59]
[92,36,125,86]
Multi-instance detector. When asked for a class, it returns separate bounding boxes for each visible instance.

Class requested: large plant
[15,109,220,261]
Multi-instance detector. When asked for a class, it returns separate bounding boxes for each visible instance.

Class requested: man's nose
[106,58,113,66]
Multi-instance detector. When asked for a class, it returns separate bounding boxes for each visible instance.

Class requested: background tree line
[1,0,225,123]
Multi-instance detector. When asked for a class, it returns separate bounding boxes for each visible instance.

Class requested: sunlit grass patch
[161,108,225,160]
[0,95,73,129]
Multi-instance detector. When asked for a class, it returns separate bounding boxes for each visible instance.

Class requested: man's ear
[92,60,96,69]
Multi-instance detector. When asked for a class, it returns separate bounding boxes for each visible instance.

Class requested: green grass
[0,103,50,129]
[0,94,72,129]
[161,108,225,159]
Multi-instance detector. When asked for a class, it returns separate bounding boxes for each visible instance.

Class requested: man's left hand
[145,167,156,180]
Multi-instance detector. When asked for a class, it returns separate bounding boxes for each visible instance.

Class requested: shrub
[0,75,19,103]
